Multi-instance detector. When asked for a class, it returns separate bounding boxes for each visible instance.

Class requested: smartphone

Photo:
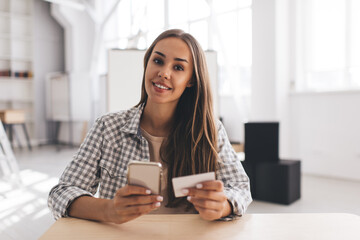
[127,161,162,195]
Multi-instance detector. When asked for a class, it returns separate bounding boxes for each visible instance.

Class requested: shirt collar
[120,103,145,138]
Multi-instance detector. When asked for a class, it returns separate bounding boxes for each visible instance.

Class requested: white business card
[172,172,216,198]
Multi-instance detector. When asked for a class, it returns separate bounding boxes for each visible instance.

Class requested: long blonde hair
[137,29,218,207]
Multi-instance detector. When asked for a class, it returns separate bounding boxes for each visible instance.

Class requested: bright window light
[101,0,253,119]
[350,0,360,87]
[300,0,360,91]
[168,0,188,25]
[189,20,208,50]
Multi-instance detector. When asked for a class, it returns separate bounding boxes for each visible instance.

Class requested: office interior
[0,0,359,239]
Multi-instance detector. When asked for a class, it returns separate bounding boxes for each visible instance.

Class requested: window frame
[294,0,360,92]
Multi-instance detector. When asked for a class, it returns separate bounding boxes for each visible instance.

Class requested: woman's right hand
[105,185,163,224]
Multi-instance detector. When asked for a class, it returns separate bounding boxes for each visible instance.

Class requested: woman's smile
[152,82,172,92]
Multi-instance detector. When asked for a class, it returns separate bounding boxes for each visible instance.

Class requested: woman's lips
[152,82,171,92]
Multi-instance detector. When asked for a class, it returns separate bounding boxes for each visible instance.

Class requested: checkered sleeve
[215,121,252,220]
[48,117,104,220]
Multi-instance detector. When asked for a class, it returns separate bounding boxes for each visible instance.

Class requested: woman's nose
[158,68,170,80]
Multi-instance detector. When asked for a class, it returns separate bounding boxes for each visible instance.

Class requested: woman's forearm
[68,196,112,222]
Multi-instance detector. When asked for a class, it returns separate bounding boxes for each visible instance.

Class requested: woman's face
[144,37,194,106]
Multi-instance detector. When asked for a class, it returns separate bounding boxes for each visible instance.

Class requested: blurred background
[0,0,359,239]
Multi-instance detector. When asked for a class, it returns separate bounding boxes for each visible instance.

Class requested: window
[101,0,252,118]
[168,0,210,49]
[168,0,252,99]
[297,0,360,91]
[212,7,252,96]
[102,0,165,50]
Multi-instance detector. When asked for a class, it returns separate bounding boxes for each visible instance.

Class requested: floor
[0,146,360,240]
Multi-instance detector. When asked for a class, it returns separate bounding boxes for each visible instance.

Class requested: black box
[255,160,301,204]
[244,122,279,163]
[241,161,257,198]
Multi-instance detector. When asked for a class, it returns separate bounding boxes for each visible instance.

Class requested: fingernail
[157,196,163,201]
[154,202,161,207]
[196,184,203,189]
[187,196,192,201]
[181,189,189,195]
[146,190,151,194]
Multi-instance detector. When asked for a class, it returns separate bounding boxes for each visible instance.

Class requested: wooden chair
[0,109,32,151]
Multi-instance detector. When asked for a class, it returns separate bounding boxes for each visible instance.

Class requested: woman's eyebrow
[154,51,189,63]
[174,57,188,63]
[155,51,166,57]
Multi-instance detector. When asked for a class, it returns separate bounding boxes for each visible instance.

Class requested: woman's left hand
[184,180,232,221]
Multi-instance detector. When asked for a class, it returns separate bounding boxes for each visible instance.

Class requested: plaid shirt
[48,104,252,220]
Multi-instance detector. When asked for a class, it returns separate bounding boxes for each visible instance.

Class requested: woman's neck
[140,102,176,137]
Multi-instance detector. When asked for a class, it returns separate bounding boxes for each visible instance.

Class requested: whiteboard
[46,72,70,121]
[108,49,219,118]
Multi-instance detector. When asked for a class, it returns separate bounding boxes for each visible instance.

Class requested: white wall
[33,0,64,143]
[251,0,277,121]
[286,0,360,181]
[50,3,96,145]
[221,0,288,144]
[289,91,360,180]
[251,0,292,157]
[51,4,94,122]
[219,95,250,143]
[250,0,360,181]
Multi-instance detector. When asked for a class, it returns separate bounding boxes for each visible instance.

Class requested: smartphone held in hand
[127,161,162,195]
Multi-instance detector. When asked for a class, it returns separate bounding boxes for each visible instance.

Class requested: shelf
[10,34,32,41]
[0,77,33,81]
[0,0,34,136]
[11,56,33,62]
[11,16,32,35]
[0,0,10,12]
[0,34,11,39]
[0,79,33,102]
[0,56,33,62]
[11,12,32,21]
[0,11,10,18]
[0,2,32,17]
[0,54,11,60]
[0,38,10,56]
[11,0,32,15]
[0,54,32,62]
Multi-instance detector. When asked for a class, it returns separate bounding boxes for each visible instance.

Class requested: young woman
[48,29,252,224]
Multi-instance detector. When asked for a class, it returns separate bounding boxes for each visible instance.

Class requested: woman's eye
[153,58,163,64]
[174,65,184,71]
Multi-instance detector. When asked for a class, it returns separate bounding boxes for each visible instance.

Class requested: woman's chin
[147,97,178,106]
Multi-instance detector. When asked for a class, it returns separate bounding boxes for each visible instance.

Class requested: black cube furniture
[243,122,301,205]
[255,160,301,204]
[241,161,257,198]
[244,122,279,163]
